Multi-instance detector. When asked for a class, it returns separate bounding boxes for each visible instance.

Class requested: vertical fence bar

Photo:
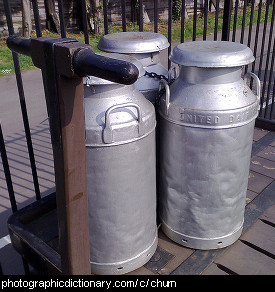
[250,0,262,89]
[214,0,220,41]
[245,0,255,74]
[232,0,239,42]
[258,0,271,80]
[154,0,158,33]
[168,0,172,69]
[103,0,108,34]
[181,0,186,43]
[247,0,255,48]
[260,1,275,117]
[3,0,41,201]
[240,0,248,44]
[258,0,272,114]
[265,40,275,119]
[139,0,144,32]
[193,0,197,41]
[121,0,126,32]
[269,75,275,119]
[57,0,66,38]
[221,0,232,41]
[81,0,89,44]
[0,124,17,213]
[203,0,208,40]
[31,0,42,37]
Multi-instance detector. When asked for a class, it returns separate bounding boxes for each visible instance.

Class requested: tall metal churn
[84,53,157,274]
[158,41,261,250]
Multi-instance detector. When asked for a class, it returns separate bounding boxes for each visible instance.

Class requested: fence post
[221,0,232,41]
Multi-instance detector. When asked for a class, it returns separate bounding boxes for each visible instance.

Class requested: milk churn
[84,53,157,274]
[158,41,260,250]
[98,31,171,105]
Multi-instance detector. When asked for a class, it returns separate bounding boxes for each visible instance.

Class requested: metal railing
[0,0,274,275]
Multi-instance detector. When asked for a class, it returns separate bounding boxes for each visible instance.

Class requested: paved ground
[0,23,274,274]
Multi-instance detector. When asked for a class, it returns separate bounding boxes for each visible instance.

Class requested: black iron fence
[0,0,274,275]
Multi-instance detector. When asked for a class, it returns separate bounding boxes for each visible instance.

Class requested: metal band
[85,124,156,147]
[159,101,259,129]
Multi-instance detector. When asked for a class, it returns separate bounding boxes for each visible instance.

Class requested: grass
[0,4,273,76]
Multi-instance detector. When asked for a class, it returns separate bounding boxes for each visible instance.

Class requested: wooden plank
[257,146,275,162]
[126,266,156,275]
[240,219,275,255]
[248,170,273,194]
[251,131,275,157]
[253,127,269,142]
[250,156,275,179]
[144,246,174,274]
[55,74,91,275]
[156,231,194,275]
[260,204,275,225]
[171,248,225,275]
[202,263,229,275]
[246,189,258,204]
[214,240,275,275]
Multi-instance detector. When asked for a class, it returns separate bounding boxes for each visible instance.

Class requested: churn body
[98,31,170,104]
[158,41,260,250]
[84,54,157,274]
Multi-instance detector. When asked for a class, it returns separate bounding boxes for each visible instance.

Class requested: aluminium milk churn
[84,53,157,274]
[158,41,261,250]
[98,31,171,105]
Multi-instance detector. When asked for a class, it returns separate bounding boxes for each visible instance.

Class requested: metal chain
[144,70,176,107]
[145,71,169,82]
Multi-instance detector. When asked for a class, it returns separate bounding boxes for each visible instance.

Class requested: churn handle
[103,102,145,144]
[168,65,177,83]
[158,79,170,115]
[244,72,261,109]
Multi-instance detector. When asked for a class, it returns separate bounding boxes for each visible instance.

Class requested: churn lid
[98,32,170,54]
[84,52,145,85]
[169,41,255,67]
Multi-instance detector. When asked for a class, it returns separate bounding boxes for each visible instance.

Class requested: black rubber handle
[6,35,139,85]
[73,48,139,85]
[6,35,31,57]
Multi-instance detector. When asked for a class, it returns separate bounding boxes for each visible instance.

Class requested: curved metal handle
[158,79,170,115]
[244,72,261,109]
[168,65,177,83]
[103,103,145,144]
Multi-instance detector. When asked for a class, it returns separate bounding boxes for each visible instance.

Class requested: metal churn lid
[98,31,170,54]
[169,41,255,68]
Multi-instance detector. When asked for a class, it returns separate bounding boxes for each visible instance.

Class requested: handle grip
[244,72,261,109]
[168,65,177,83]
[6,35,31,56]
[158,79,170,115]
[73,48,139,85]
[103,103,144,144]
[7,35,139,85]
